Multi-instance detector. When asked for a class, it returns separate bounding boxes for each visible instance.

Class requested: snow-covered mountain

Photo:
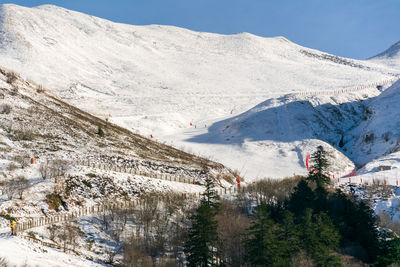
[346,80,400,166]
[0,66,233,180]
[369,41,400,69]
[0,68,223,266]
[1,4,400,179]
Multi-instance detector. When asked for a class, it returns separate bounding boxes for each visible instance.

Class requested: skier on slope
[10,219,15,236]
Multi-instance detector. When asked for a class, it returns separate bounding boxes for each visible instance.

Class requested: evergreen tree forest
[184,177,220,266]
[120,146,400,266]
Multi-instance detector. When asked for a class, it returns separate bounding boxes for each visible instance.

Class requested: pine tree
[314,186,329,213]
[328,190,381,263]
[184,203,218,266]
[311,145,329,172]
[184,176,219,266]
[201,176,220,210]
[307,145,331,188]
[376,236,400,266]
[286,179,315,221]
[353,201,380,262]
[280,210,301,257]
[245,204,296,266]
[299,209,342,267]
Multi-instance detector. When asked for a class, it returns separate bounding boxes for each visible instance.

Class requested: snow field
[1,4,400,181]
[0,235,105,267]
[1,4,400,265]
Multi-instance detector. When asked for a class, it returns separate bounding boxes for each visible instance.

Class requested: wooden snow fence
[14,185,247,233]
[334,176,399,187]
[295,76,399,97]
[15,199,140,232]
[15,187,248,253]
[71,159,198,185]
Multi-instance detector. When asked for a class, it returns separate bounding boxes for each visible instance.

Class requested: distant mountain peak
[0,3,397,179]
[371,40,400,59]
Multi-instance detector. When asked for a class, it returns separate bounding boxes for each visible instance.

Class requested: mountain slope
[346,80,400,165]
[369,41,400,69]
[0,67,234,181]
[1,4,400,179]
[0,4,397,132]
[184,89,384,178]
[0,236,103,267]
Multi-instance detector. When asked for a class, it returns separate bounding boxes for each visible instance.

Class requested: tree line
[79,146,400,266]
[181,146,400,266]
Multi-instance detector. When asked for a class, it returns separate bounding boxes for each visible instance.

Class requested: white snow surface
[2,5,400,264]
[369,41,400,69]
[0,234,105,267]
[346,80,400,166]
[1,4,400,181]
[375,187,400,223]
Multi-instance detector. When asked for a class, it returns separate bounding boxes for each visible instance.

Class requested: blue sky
[1,0,399,59]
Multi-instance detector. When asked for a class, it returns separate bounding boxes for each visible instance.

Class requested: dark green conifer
[201,176,220,210]
[328,190,381,263]
[184,176,219,267]
[286,179,315,221]
[308,145,331,188]
[299,209,342,267]
[376,237,400,266]
[245,204,296,266]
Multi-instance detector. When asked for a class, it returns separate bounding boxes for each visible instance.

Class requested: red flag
[305,154,311,171]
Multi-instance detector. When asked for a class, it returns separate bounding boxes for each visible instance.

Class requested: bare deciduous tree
[123,239,153,267]
[378,211,400,235]
[48,224,60,242]
[3,179,18,200]
[56,221,83,252]
[40,160,69,180]
[216,200,250,266]
[13,154,30,169]
[136,193,160,237]
[15,175,30,200]
[120,193,192,266]
[238,176,303,206]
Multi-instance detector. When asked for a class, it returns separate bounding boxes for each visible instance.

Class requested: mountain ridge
[370,40,400,59]
[1,4,400,179]
[368,40,400,69]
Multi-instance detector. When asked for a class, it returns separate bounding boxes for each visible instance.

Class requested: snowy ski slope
[1,4,400,265]
[1,4,400,180]
[369,40,400,69]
